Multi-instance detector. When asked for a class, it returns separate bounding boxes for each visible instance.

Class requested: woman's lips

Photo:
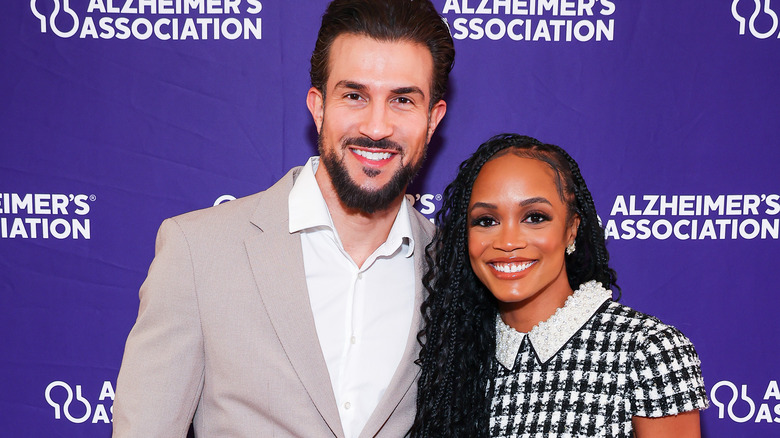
[488,259,537,279]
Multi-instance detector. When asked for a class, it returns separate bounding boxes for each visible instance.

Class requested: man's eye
[471,216,497,227]
[346,93,362,100]
[395,96,412,104]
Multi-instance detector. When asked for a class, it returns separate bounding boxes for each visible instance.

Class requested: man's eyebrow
[334,80,367,91]
[332,81,426,98]
[391,86,425,97]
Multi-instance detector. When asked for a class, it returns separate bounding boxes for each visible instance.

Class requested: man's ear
[307,87,324,133]
[426,99,447,143]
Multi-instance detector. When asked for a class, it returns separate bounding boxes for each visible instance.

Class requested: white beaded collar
[495,280,612,368]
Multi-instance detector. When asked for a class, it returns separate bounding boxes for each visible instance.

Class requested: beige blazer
[113,167,434,437]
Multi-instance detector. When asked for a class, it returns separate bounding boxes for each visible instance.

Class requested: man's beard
[319,134,425,215]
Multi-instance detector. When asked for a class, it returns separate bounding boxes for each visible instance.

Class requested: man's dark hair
[310,0,454,106]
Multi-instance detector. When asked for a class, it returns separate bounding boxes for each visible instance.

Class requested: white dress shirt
[288,157,416,438]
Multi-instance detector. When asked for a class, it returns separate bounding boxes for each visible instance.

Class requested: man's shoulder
[407,198,436,248]
[167,166,301,234]
[406,198,435,242]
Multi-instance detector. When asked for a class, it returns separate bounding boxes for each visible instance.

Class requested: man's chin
[340,188,403,215]
[349,156,396,179]
[322,150,415,215]
[352,175,394,191]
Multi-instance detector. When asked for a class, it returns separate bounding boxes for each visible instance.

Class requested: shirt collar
[289,156,332,233]
[383,195,415,258]
[495,280,612,368]
[288,156,415,258]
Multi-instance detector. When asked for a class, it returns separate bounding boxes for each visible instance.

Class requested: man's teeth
[353,149,393,161]
[491,261,535,273]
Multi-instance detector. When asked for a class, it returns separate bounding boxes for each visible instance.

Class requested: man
[112,0,454,436]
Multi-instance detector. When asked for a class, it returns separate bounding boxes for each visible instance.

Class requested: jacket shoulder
[167,167,300,235]
[407,198,435,241]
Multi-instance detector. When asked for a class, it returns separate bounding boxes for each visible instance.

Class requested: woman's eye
[525,212,550,224]
[471,216,497,227]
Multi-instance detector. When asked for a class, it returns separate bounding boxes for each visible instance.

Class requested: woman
[412,134,707,437]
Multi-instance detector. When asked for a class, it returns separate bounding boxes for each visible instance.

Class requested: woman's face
[467,153,578,322]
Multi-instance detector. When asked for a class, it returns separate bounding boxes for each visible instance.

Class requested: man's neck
[315,168,405,268]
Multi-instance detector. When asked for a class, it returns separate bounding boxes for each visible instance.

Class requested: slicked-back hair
[411,134,618,437]
[310,0,454,107]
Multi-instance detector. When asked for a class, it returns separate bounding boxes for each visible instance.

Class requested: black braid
[549,144,619,295]
[411,134,620,437]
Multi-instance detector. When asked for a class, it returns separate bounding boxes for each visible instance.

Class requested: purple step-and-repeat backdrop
[2,0,779,436]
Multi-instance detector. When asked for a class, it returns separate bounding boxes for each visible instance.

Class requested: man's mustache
[343,137,403,153]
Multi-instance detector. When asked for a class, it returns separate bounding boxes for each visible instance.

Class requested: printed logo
[45,380,115,424]
[0,193,94,239]
[406,193,442,216]
[440,0,616,42]
[732,0,780,39]
[604,193,780,241]
[214,194,236,206]
[30,0,263,40]
[30,0,80,37]
[711,380,780,424]
[214,193,442,219]
[407,193,443,223]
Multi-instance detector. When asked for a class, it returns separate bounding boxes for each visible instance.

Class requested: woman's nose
[493,224,526,252]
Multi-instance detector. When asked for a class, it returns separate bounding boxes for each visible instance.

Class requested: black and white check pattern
[489,301,708,437]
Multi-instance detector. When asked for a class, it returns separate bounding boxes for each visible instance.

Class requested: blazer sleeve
[113,218,205,438]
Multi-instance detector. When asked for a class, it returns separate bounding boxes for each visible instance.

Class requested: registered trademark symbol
[89,195,96,202]
[435,194,442,201]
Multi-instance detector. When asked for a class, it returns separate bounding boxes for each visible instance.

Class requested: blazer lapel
[359,207,434,438]
[245,168,344,437]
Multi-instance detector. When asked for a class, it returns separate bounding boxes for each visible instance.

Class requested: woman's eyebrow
[520,197,552,207]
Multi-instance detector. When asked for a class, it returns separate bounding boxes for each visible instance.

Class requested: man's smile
[349,146,399,168]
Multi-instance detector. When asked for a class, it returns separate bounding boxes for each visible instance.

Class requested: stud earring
[566,242,576,255]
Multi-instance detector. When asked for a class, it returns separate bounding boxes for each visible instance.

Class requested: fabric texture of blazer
[113,166,434,437]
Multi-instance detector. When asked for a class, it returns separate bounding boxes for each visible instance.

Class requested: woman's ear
[567,214,581,247]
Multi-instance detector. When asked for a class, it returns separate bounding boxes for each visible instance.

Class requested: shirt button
[357,272,363,280]
[350,336,357,344]
[344,402,351,410]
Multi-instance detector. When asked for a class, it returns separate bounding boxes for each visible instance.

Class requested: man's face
[307,33,447,214]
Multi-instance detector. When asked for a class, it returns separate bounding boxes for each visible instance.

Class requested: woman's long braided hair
[410,134,618,437]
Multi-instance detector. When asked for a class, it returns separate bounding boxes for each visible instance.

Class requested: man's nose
[358,102,394,141]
